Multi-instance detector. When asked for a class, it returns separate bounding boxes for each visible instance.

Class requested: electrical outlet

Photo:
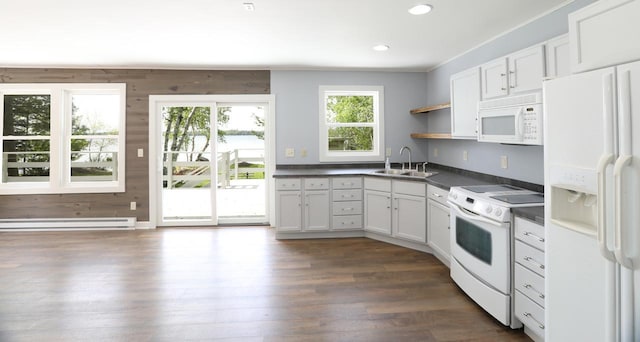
[500,155,508,169]
[300,148,307,157]
[386,148,392,157]
[130,201,137,210]
[433,148,438,158]
[137,148,144,158]
[285,148,294,157]
[463,150,468,161]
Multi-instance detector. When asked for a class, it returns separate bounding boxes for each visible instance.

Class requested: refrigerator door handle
[597,153,616,262]
[614,154,634,270]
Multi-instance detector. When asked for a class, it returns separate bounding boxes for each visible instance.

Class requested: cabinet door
[304,190,330,231]
[481,57,508,99]
[276,191,301,231]
[569,0,640,73]
[546,34,570,79]
[427,199,450,262]
[508,45,545,94]
[364,190,391,235]
[450,67,481,139]
[393,194,426,243]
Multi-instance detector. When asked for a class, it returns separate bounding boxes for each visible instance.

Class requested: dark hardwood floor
[0,227,531,341]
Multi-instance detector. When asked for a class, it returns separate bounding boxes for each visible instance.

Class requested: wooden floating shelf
[410,133,452,139]
[410,102,451,115]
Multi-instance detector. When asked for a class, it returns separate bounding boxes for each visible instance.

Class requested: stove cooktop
[461,184,521,193]
[489,193,544,205]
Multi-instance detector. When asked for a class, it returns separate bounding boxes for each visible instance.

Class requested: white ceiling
[0,0,569,71]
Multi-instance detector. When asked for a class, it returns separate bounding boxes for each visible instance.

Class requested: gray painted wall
[424,0,597,185]
[272,71,429,165]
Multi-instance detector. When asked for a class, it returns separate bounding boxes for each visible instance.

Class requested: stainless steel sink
[403,170,438,178]
[372,169,438,178]
[374,169,410,175]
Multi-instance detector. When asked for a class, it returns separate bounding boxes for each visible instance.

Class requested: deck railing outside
[163,148,264,189]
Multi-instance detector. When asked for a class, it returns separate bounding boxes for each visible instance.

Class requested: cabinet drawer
[515,216,545,251]
[515,240,545,277]
[332,215,363,230]
[515,291,545,339]
[304,178,329,190]
[332,177,362,189]
[364,177,391,192]
[393,180,425,197]
[333,189,362,201]
[427,184,449,205]
[276,178,301,190]
[515,263,545,308]
[332,201,362,215]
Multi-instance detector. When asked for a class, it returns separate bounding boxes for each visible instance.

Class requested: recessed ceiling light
[373,44,390,52]
[243,3,255,11]
[408,4,433,15]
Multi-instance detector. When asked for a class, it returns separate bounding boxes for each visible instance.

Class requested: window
[0,83,126,194]
[318,86,384,162]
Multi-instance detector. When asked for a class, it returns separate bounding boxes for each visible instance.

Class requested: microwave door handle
[515,107,524,139]
[448,202,506,228]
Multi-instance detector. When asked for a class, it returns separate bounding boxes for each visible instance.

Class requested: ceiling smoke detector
[408,4,433,15]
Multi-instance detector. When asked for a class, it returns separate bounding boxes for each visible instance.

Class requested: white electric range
[447,184,544,328]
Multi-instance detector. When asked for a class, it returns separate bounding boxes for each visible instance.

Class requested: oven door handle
[448,202,506,228]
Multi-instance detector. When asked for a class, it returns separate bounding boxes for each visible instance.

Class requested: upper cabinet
[545,34,570,79]
[450,67,481,139]
[480,45,546,100]
[569,0,640,73]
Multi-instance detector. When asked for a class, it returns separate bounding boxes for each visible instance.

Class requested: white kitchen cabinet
[450,67,481,139]
[481,45,545,100]
[569,0,640,73]
[392,180,426,243]
[331,177,363,231]
[364,177,392,235]
[427,185,450,264]
[275,178,330,232]
[275,179,302,231]
[304,190,330,231]
[481,57,509,99]
[364,177,426,242]
[514,216,546,341]
[545,34,570,79]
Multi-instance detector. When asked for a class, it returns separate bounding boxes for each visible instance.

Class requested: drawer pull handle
[524,231,544,242]
[523,312,545,330]
[524,283,545,299]
[524,256,545,270]
[433,193,442,198]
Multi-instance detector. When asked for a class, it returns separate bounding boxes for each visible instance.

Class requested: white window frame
[0,83,126,195]
[318,85,384,162]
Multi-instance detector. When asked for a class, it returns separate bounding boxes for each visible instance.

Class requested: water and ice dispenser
[549,165,599,236]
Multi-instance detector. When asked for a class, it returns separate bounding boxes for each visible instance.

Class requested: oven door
[449,202,511,294]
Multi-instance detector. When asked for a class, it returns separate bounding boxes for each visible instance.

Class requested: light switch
[137,148,144,158]
[285,148,295,157]
[386,148,392,157]
[130,201,137,210]
[300,148,307,157]
[463,150,468,161]
[501,155,508,169]
[433,148,438,158]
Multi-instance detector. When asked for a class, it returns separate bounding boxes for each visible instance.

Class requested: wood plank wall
[0,68,270,222]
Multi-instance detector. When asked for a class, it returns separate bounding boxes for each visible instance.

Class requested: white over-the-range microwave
[477,92,543,145]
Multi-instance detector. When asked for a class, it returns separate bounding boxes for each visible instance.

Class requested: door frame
[148,94,276,227]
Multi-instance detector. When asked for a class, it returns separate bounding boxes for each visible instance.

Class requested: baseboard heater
[0,217,136,231]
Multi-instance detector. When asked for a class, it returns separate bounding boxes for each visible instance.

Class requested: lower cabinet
[275,178,330,232]
[275,176,363,234]
[364,177,426,243]
[514,216,546,341]
[427,185,451,264]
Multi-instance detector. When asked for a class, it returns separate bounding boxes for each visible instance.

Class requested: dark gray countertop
[512,206,545,225]
[273,167,492,191]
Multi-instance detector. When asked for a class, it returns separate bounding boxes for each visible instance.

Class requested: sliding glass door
[150,96,272,227]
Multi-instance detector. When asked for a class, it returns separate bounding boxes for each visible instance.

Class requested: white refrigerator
[544,61,640,341]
